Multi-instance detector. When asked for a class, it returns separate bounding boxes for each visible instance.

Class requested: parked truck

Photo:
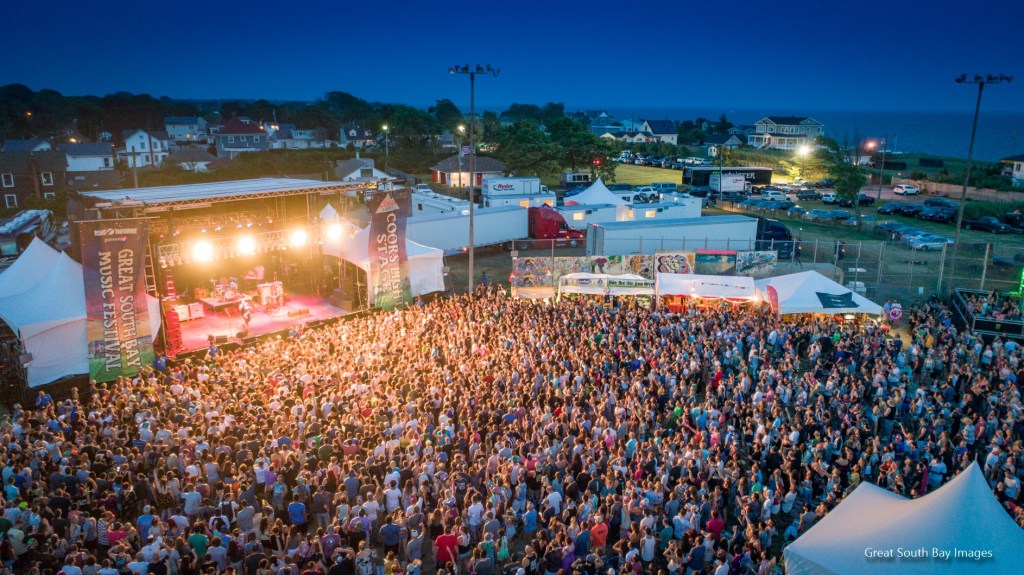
[585,215,794,257]
[406,205,584,254]
[708,174,749,193]
[481,177,550,196]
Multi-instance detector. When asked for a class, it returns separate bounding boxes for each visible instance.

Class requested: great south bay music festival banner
[81,219,154,382]
[368,190,412,310]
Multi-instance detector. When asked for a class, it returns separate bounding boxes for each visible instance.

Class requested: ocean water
[598,107,1024,162]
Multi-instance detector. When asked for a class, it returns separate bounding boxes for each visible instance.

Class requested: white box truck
[406,206,585,255]
[481,177,550,196]
[585,215,759,256]
[708,174,749,193]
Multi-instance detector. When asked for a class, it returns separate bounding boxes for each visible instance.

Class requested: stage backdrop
[80,219,154,382]
[367,190,412,310]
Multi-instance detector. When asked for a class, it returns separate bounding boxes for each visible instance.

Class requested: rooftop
[80,177,368,208]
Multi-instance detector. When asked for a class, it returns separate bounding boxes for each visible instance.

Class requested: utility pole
[450,64,499,297]
[875,134,886,200]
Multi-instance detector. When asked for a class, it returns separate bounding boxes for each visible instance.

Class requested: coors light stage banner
[367,189,411,310]
[80,219,155,382]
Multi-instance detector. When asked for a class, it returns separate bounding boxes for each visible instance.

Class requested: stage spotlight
[326,223,344,242]
[290,229,309,247]
[193,241,215,262]
[237,235,257,255]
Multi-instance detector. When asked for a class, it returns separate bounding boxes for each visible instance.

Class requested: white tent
[0,244,162,387]
[785,463,1024,575]
[322,225,445,304]
[657,273,757,301]
[0,238,60,298]
[755,270,883,316]
[557,273,654,298]
[563,178,629,207]
[319,203,341,222]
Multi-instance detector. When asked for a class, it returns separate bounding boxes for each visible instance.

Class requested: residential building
[1002,154,1024,187]
[339,126,376,149]
[584,111,623,136]
[1,139,52,153]
[334,157,389,182]
[747,116,824,150]
[0,151,68,207]
[166,148,217,172]
[431,154,504,187]
[215,118,269,159]
[600,131,659,144]
[273,125,328,149]
[704,133,747,149]
[729,125,756,136]
[119,129,171,167]
[639,119,679,145]
[164,116,209,143]
[57,143,116,172]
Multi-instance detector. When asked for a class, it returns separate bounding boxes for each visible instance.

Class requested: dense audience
[961,290,1024,321]
[1,288,1022,575]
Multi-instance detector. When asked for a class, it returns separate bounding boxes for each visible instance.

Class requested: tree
[480,111,502,143]
[494,121,560,178]
[500,103,543,124]
[817,135,868,230]
[715,114,733,134]
[323,91,374,126]
[540,102,565,126]
[428,99,462,132]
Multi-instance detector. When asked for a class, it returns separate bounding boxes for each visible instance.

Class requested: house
[585,111,623,136]
[339,127,376,149]
[334,157,389,182]
[600,132,659,144]
[1,139,52,153]
[0,151,69,207]
[57,143,116,172]
[431,154,504,187]
[215,118,269,159]
[164,116,209,143]
[166,148,217,172]
[118,129,171,167]
[747,116,824,150]
[704,133,747,149]
[729,125,756,136]
[1002,154,1024,187]
[273,125,327,149]
[640,119,679,145]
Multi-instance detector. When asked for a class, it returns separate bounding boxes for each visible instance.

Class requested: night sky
[2,0,1020,112]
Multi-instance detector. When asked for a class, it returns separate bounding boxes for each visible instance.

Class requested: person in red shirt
[434,527,459,568]
[706,509,726,539]
[590,516,609,553]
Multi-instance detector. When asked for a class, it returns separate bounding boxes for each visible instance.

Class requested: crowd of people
[1,288,1022,575]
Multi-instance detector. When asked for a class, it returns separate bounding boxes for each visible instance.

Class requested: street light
[948,73,1013,292]
[797,145,810,179]
[449,63,500,297]
[457,124,466,187]
[381,124,389,173]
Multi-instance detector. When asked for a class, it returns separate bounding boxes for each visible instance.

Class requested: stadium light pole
[381,124,389,173]
[949,74,1013,292]
[450,64,499,297]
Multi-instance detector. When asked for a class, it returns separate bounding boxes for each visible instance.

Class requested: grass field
[612,164,684,186]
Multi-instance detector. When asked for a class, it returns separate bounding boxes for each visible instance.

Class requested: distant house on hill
[334,157,389,182]
[164,116,209,143]
[640,119,679,145]
[119,129,171,167]
[1002,153,1024,188]
[339,127,376,149]
[431,155,504,187]
[57,143,116,172]
[215,118,268,159]
[600,132,659,144]
[1,139,52,153]
[0,151,68,206]
[748,116,824,150]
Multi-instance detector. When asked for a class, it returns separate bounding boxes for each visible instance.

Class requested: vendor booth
[755,270,883,316]
[656,273,757,311]
[322,225,445,308]
[557,272,654,301]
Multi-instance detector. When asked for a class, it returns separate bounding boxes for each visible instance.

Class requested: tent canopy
[755,270,882,315]
[785,463,1024,575]
[558,273,654,297]
[563,178,628,206]
[322,225,445,301]
[319,203,340,222]
[657,273,757,300]
[0,242,161,387]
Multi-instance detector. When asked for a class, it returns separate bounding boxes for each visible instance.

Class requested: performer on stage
[239,299,252,327]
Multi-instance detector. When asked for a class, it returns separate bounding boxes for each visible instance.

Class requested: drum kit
[209,278,243,302]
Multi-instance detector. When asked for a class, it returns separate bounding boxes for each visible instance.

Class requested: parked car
[838,193,876,207]
[895,203,926,217]
[893,184,921,195]
[918,207,956,223]
[796,189,822,201]
[815,179,835,188]
[825,210,853,221]
[803,209,832,222]
[924,197,958,209]
[787,206,807,217]
[907,234,952,251]
[413,183,433,193]
[962,216,1011,233]
[821,192,838,204]
[1002,211,1024,232]
[761,190,792,202]
[760,200,795,211]
[876,202,906,215]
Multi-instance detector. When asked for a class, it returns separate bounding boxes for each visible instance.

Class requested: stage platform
[177,292,347,353]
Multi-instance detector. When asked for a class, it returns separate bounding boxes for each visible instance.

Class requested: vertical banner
[367,189,411,310]
[81,219,154,382]
[766,285,781,318]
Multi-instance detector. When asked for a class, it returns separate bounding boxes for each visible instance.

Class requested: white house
[57,143,115,171]
[272,125,328,149]
[164,116,209,143]
[747,116,824,150]
[639,119,679,145]
[119,129,171,167]
[334,157,389,182]
[339,127,376,149]
[1002,154,1024,188]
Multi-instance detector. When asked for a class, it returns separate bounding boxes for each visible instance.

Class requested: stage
[176,292,348,352]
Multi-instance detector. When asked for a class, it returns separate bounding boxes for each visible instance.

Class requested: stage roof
[80,178,371,209]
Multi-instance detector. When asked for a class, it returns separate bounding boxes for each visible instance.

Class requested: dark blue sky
[2,0,1020,113]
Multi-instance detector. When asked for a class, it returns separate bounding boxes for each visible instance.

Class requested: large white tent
[785,463,1024,575]
[322,225,445,304]
[0,240,162,387]
[755,270,882,316]
[557,273,654,298]
[563,178,629,207]
[657,273,757,301]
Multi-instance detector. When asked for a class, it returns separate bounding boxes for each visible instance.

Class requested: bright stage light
[193,241,215,262]
[290,229,309,247]
[326,223,344,242]
[237,235,257,255]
